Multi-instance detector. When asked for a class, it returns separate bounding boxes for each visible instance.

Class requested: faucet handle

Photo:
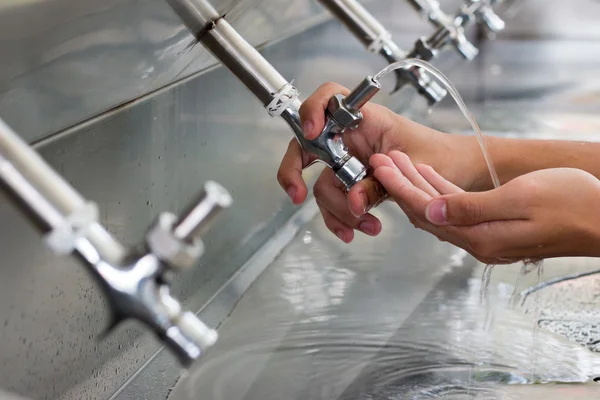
[454,33,480,60]
[327,77,381,189]
[173,180,233,241]
[473,1,505,33]
[146,181,232,271]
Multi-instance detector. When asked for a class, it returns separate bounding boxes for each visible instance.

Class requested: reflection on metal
[110,200,320,400]
[318,0,447,105]
[1,1,600,399]
[0,389,32,400]
[167,206,600,399]
[0,117,229,367]
[0,0,329,143]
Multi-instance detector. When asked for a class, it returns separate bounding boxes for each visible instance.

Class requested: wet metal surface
[1,1,600,399]
[169,205,600,400]
[0,0,329,143]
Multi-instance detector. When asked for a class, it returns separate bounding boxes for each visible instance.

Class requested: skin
[276,82,600,261]
[371,151,600,263]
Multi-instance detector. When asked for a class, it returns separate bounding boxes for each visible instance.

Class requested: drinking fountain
[317,0,447,106]
[166,0,387,192]
[406,0,505,61]
[0,118,231,368]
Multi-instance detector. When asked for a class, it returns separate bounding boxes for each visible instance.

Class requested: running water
[480,264,496,332]
[374,60,551,385]
[373,59,501,189]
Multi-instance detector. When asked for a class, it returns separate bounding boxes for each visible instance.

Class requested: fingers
[373,164,433,214]
[314,169,382,241]
[425,187,527,227]
[415,164,463,195]
[299,82,350,140]
[387,151,440,197]
[277,139,310,205]
[347,177,388,218]
[317,202,354,243]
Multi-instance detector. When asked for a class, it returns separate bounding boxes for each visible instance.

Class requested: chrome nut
[146,212,204,270]
[327,94,362,130]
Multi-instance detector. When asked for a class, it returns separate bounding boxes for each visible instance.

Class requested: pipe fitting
[327,94,362,130]
[146,212,204,271]
[319,0,447,106]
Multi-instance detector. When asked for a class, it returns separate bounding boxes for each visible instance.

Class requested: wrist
[582,193,600,257]
[446,135,491,192]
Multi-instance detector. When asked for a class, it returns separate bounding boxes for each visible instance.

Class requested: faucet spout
[166,0,374,189]
[318,0,446,106]
[0,118,228,368]
[406,0,504,61]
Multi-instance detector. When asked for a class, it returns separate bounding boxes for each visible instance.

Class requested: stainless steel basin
[167,204,600,400]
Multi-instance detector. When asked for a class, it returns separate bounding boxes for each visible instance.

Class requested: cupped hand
[371,150,600,263]
[277,82,480,243]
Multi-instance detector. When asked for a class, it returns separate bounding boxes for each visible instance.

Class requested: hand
[277,82,481,243]
[371,151,600,263]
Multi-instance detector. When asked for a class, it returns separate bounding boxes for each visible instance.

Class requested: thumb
[425,189,522,226]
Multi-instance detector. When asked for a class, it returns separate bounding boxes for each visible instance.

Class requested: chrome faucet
[0,118,230,367]
[318,0,446,106]
[166,0,385,190]
[469,0,506,35]
[406,0,505,61]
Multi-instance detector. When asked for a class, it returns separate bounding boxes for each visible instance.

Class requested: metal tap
[407,0,505,61]
[468,0,506,35]
[166,0,383,190]
[407,0,479,61]
[0,118,231,367]
[318,0,446,106]
[281,77,382,188]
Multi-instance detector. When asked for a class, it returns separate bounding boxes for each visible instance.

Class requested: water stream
[373,59,501,189]
[375,60,556,384]
[168,204,600,400]
[166,61,599,399]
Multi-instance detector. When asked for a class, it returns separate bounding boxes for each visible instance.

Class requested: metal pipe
[0,119,126,263]
[167,0,288,107]
[166,0,370,189]
[317,0,446,105]
[174,180,233,242]
[0,117,223,367]
[319,0,397,50]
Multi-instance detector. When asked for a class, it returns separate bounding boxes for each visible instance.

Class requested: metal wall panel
[0,0,328,144]
[1,0,600,399]
[0,5,405,400]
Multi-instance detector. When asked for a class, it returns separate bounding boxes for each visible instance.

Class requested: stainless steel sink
[167,203,600,400]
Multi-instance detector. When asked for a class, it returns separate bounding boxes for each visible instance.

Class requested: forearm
[470,136,600,191]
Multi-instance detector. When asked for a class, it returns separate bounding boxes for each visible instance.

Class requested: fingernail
[287,187,297,203]
[426,199,447,225]
[336,230,348,243]
[360,221,375,236]
[352,191,368,218]
[302,120,313,137]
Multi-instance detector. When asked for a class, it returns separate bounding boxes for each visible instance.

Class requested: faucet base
[335,156,367,190]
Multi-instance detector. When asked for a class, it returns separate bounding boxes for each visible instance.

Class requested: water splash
[373,59,501,189]
[480,264,496,332]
